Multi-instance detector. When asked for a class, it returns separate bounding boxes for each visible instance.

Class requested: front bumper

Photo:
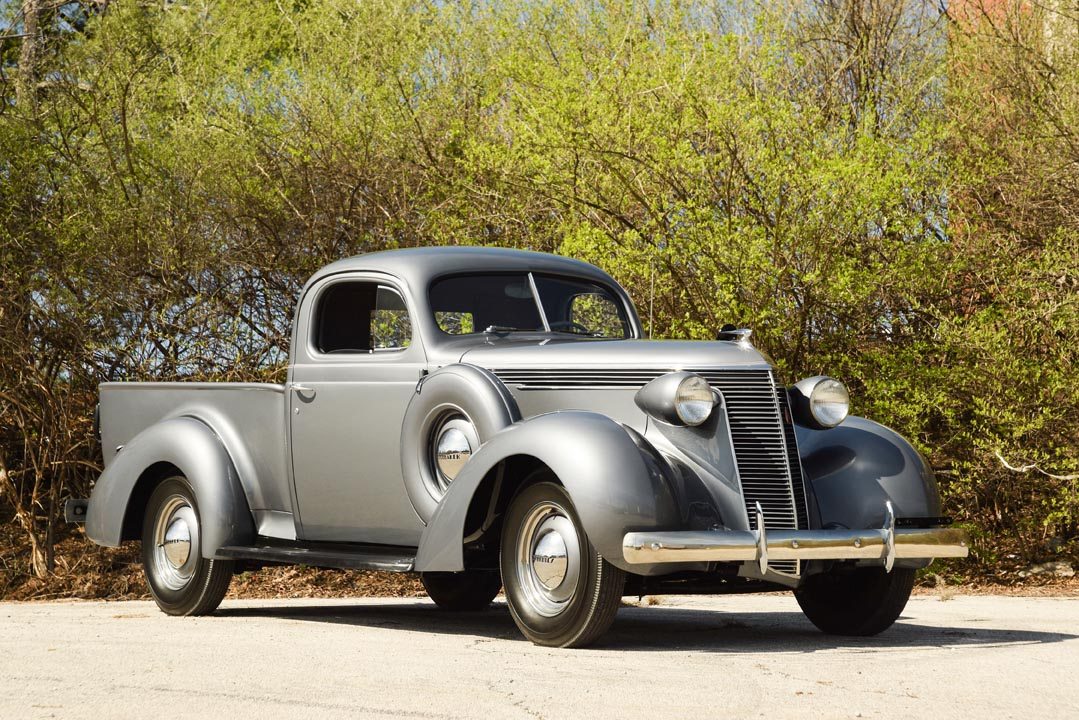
[623,501,969,573]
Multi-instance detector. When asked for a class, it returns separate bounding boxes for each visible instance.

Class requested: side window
[371,287,412,350]
[314,281,411,354]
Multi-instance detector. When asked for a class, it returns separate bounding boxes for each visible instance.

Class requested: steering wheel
[549,320,594,336]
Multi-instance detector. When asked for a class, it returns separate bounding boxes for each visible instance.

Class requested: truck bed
[99,382,292,530]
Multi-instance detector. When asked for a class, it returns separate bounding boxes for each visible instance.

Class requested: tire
[794,566,915,636]
[421,570,502,611]
[141,476,234,616]
[500,479,624,648]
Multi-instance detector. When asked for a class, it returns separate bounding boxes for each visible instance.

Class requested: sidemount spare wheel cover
[401,364,521,523]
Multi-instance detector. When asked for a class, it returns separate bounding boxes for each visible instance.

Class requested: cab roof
[306,246,618,292]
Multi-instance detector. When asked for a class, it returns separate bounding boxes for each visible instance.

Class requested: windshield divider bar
[527,272,551,332]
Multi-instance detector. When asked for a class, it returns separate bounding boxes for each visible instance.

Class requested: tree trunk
[0,464,52,579]
[16,0,42,111]
[29,533,49,579]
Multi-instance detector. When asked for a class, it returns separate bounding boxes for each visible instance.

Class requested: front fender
[85,416,255,557]
[415,411,681,573]
[796,415,941,530]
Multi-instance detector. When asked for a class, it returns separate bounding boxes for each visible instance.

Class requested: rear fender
[85,416,255,557]
[415,411,681,573]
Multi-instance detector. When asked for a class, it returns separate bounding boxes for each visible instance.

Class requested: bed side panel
[99,382,290,514]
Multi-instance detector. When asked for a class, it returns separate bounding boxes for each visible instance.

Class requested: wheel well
[462,454,558,546]
[120,462,182,542]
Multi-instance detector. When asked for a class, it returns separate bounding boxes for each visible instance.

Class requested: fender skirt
[415,411,681,573]
[85,416,255,557]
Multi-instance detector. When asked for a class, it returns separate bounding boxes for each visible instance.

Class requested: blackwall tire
[500,479,624,648]
[794,566,915,636]
[421,570,502,611]
[141,476,233,616]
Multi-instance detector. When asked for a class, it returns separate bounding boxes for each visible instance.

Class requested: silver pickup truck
[73,246,968,647]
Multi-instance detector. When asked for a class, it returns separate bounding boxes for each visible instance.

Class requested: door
[288,274,426,545]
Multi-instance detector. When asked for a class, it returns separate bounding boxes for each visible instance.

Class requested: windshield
[429,273,632,338]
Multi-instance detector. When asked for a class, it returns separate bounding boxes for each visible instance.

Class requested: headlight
[674,375,714,426]
[810,378,849,426]
[634,371,717,427]
[790,376,849,429]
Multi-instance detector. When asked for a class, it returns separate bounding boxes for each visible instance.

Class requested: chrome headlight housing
[790,376,849,429]
[635,371,718,427]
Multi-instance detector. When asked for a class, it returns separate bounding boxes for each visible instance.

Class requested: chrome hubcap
[533,526,569,589]
[152,496,199,591]
[162,516,192,567]
[435,427,472,484]
[516,501,581,617]
[430,412,479,494]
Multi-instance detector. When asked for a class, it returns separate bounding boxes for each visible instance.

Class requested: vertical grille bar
[776,386,810,531]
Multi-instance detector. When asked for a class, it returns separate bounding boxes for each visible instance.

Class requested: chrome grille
[696,370,804,576]
[492,366,809,575]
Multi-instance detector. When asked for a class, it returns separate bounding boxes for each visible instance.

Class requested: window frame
[306,276,416,359]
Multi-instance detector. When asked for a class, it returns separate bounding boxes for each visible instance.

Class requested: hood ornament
[717,324,753,348]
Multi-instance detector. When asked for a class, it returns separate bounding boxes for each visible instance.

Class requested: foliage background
[1,0,1076,595]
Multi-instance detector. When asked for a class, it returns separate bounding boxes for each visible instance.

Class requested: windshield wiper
[483,325,521,335]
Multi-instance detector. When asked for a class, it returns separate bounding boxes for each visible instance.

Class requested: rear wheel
[421,570,502,611]
[795,566,915,636]
[142,476,233,616]
[500,479,624,648]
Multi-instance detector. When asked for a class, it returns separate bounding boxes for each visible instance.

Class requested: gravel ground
[1,594,1077,719]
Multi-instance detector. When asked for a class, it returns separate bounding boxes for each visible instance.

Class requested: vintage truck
[71,246,968,647]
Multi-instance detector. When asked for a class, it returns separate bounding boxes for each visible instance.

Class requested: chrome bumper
[623,502,969,573]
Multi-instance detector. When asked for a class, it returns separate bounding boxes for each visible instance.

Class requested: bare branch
[995,452,1079,481]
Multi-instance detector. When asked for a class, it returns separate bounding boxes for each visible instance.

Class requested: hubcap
[152,495,199,591]
[435,427,472,483]
[162,516,192,567]
[532,527,569,589]
[429,412,479,494]
[515,501,582,617]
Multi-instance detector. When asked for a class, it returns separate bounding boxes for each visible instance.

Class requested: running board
[217,540,416,572]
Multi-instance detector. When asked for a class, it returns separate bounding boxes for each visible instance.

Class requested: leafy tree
[0,0,1074,590]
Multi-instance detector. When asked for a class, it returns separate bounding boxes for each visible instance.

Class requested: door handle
[291,383,316,398]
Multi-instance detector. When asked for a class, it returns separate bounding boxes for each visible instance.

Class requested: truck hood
[457,338,772,370]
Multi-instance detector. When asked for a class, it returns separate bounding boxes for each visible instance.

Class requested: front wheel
[500,479,624,648]
[142,476,234,616]
[794,566,915,636]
